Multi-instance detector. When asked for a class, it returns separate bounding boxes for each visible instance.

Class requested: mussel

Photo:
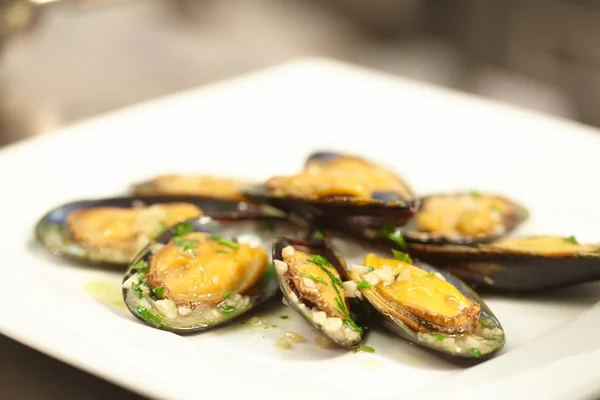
[35,196,251,267]
[326,234,506,359]
[122,214,303,332]
[408,235,600,292]
[402,192,528,245]
[132,174,255,202]
[245,151,420,231]
[271,237,368,348]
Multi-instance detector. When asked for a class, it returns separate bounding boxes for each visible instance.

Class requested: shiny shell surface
[408,235,600,291]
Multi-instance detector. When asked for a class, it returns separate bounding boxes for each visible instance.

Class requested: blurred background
[0,0,596,148]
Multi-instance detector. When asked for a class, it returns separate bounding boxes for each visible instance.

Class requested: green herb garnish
[280,315,289,319]
[209,234,240,250]
[264,221,275,233]
[357,281,371,289]
[173,237,198,251]
[222,305,237,314]
[378,222,406,249]
[131,260,148,270]
[152,286,166,298]
[367,266,375,272]
[564,235,579,245]
[481,318,494,328]
[355,345,375,353]
[314,231,324,240]
[131,282,144,299]
[309,256,343,286]
[432,333,445,341]
[392,249,413,264]
[468,348,482,358]
[427,271,435,279]
[223,292,232,299]
[173,221,193,237]
[298,272,328,286]
[136,306,163,326]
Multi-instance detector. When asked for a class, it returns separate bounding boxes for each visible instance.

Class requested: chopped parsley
[367,266,375,273]
[564,235,579,245]
[298,271,328,286]
[378,222,406,249]
[355,345,375,353]
[209,234,240,250]
[280,315,289,319]
[221,305,237,314]
[314,231,324,240]
[427,271,435,279]
[173,221,194,237]
[432,333,445,341]
[392,249,413,264]
[173,237,198,251]
[223,292,232,299]
[152,286,166,298]
[468,348,482,358]
[357,281,371,289]
[136,306,163,326]
[131,281,144,299]
[481,318,494,328]
[264,221,275,233]
[131,260,148,270]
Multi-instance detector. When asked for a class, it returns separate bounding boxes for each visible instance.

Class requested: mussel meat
[272,237,368,348]
[132,174,254,202]
[35,196,253,266]
[326,234,506,359]
[408,235,600,291]
[122,214,303,332]
[245,151,419,231]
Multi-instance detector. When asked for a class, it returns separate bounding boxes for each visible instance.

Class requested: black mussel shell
[402,192,529,245]
[408,236,600,292]
[122,214,305,333]
[323,233,506,359]
[35,196,256,267]
[271,236,369,348]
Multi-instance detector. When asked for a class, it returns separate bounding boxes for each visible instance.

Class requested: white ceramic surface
[1,58,599,400]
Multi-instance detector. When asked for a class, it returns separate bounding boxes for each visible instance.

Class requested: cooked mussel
[271,237,368,348]
[402,192,528,245]
[408,235,600,292]
[132,174,255,202]
[35,196,251,267]
[326,234,505,359]
[122,214,303,332]
[245,151,419,231]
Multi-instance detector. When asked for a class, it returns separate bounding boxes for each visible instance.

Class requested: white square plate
[2,58,600,400]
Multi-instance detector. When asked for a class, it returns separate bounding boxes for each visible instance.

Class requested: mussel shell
[325,234,506,359]
[122,214,305,333]
[408,242,600,292]
[402,192,529,245]
[244,184,420,231]
[35,196,257,267]
[271,236,369,348]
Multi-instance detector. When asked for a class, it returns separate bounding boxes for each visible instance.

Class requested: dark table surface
[1,334,145,400]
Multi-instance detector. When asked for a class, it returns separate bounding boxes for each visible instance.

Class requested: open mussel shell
[325,233,506,359]
[402,192,529,245]
[271,236,369,348]
[132,174,256,202]
[408,235,600,292]
[244,151,419,229]
[34,196,246,267]
[122,214,304,333]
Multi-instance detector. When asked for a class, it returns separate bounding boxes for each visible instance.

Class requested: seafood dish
[33,149,599,361]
